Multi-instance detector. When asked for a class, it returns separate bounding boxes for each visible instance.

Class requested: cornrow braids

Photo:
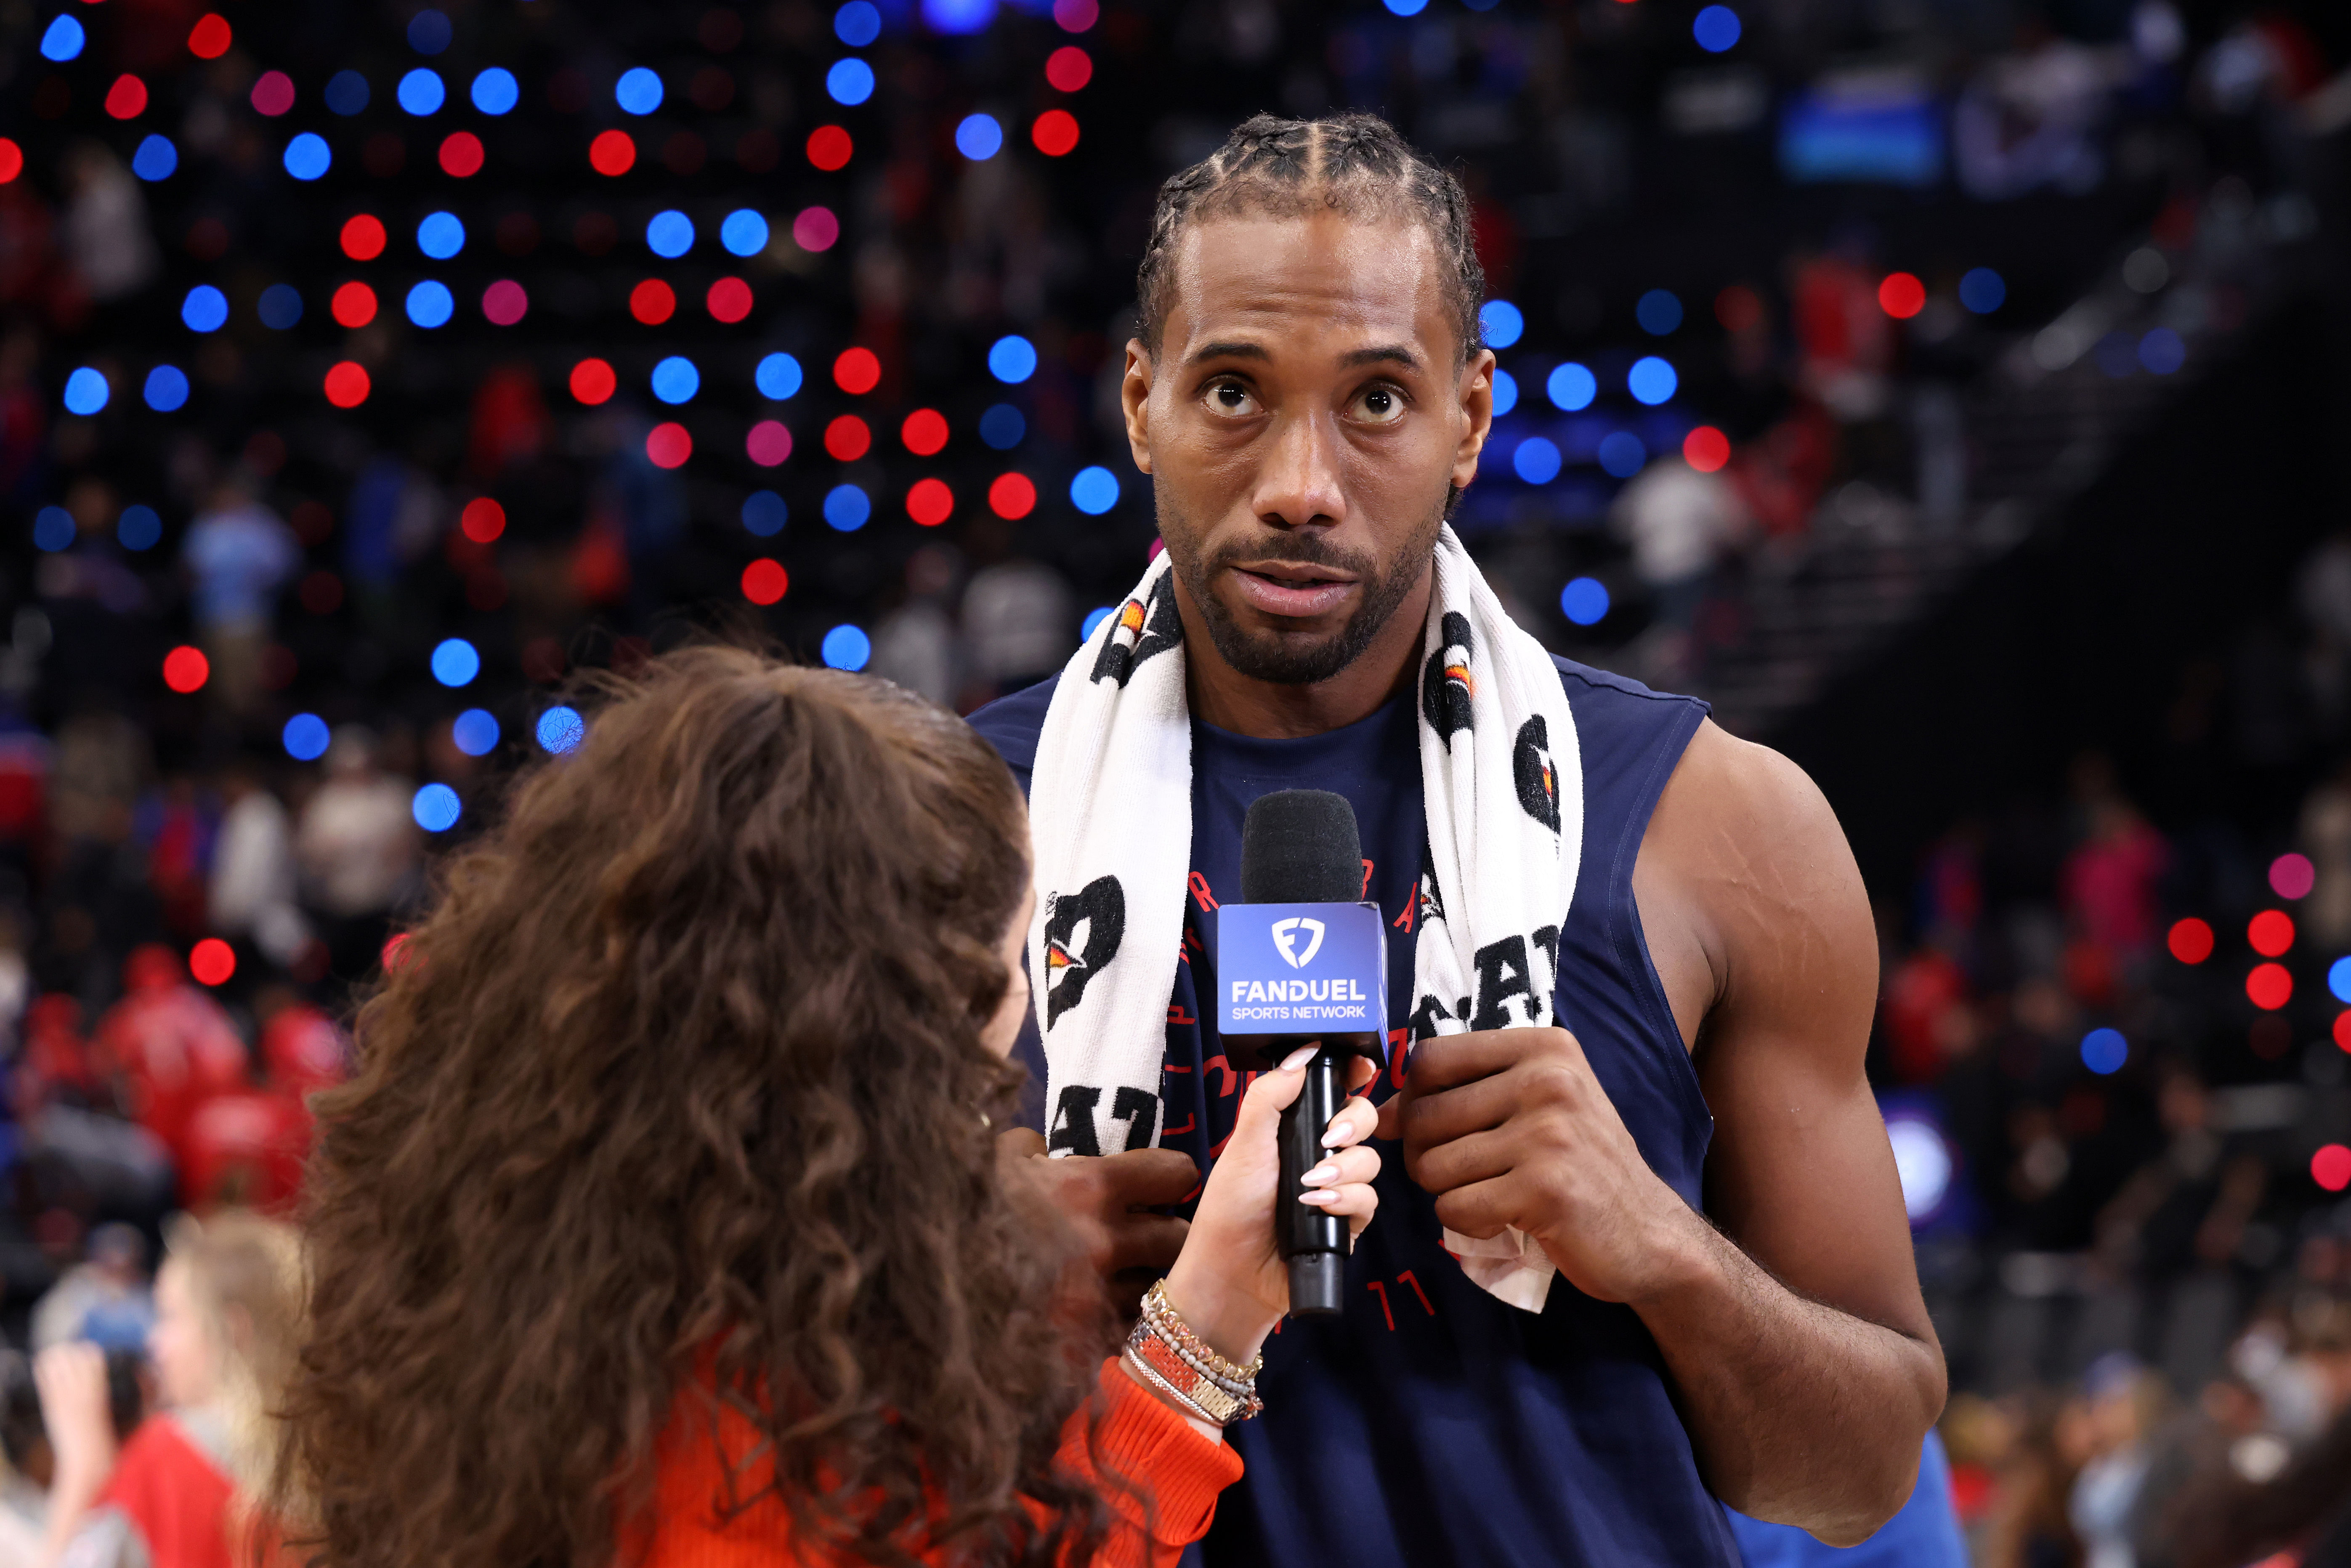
[1136,112,1487,365]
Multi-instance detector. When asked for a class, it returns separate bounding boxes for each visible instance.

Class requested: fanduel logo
[1271,917,1325,969]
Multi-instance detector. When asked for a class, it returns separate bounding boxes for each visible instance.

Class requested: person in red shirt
[281,648,1381,1568]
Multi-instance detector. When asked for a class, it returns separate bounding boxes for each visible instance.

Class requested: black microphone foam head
[1240,789,1363,905]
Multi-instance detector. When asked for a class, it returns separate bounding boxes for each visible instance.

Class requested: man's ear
[1122,339,1154,476]
[1451,348,1496,492]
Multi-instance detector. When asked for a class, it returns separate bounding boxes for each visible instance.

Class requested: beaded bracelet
[1123,1280,1264,1427]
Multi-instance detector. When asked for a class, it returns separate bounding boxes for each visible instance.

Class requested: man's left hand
[1377,1026,1701,1306]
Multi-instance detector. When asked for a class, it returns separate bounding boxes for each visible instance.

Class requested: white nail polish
[1279,1045,1317,1072]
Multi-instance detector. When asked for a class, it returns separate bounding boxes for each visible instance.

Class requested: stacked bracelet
[1121,1278,1264,1427]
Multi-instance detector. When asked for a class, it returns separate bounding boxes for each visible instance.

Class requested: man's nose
[1250,411,1348,530]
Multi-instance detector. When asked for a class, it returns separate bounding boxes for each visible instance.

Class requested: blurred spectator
[869,547,964,709]
[1610,454,1749,647]
[961,559,1074,701]
[58,144,159,308]
[2299,759,2351,949]
[29,1225,152,1355]
[179,484,298,718]
[34,1211,303,1568]
[2060,758,2169,976]
[293,728,417,984]
[2069,1355,2168,1568]
[92,946,248,1177]
[207,762,308,972]
[1980,1395,2092,1568]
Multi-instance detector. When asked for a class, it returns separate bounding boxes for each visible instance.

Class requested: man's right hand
[998,1127,1195,1320]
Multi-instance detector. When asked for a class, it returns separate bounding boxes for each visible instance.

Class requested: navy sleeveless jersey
[970,656,1735,1568]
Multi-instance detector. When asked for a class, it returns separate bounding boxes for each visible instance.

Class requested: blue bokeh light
[1491,368,1518,417]
[117,505,161,551]
[326,71,370,114]
[616,67,664,114]
[412,784,462,833]
[720,209,769,256]
[836,0,882,45]
[1381,0,1428,16]
[537,706,585,755]
[956,113,1004,159]
[283,714,331,762]
[1636,290,1684,335]
[32,508,74,553]
[822,625,873,670]
[1083,607,1114,639]
[979,404,1025,449]
[754,353,803,400]
[408,8,453,53]
[824,484,872,531]
[452,709,500,757]
[1628,356,1679,405]
[827,58,876,105]
[63,369,109,416]
[283,133,332,181]
[1598,431,1648,477]
[182,287,229,332]
[742,491,788,536]
[922,0,997,35]
[1561,577,1611,626]
[2080,1027,2128,1075]
[1548,362,1597,411]
[1514,437,1562,484]
[2140,328,2186,375]
[131,136,178,181]
[39,14,84,61]
[258,284,303,329]
[405,281,454,328]
[1959,268,2006,314]
[988,335,1038,383]
[1071,466,1120,514]
[398,68,446,115]
[2330,955,2351,1004]
[143,366,189,411]
[430,638,481,687]
[417,211,465,258]
[1693,5,1742,52]
[471,68,519,114]
[651,356,701,404]
[646,211,695,258]
[1480,300,1524,348]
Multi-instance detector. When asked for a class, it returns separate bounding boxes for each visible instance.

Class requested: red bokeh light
[105,75,148,120]
[1053,0,1098,30]
[989,472,1038,520]
[807,125,853,171]
[250,71,295,117]
[746,420,792,466]
[589,130,636,176]
[834,348,881,394]
[460,498,506,543]
[741,559,789,606]
[162,646,210,694]
[2247,962,2293,1011]
[569,357,616,405]
[824,416,871,462]
[330,281,377,328]
[188,14,231,58]
[706,277,752,323]
[793,207,840,252]
[907,478,954,527]
[1682,425,1731,473]
[0,141,19,185]
[2271,852,2316,899]
[2316,1144,2351,1193]
[1045,46,1094,92]
[902,409,948,456]
[1033,110,1081,157]
[323,361,371,408]
[340,214,386,260]
[2336,1010,2351,1053]
[439,131,484,178]
[2249,909,2295,957]
[481,280,528,326]
[2167,917,2215,964]
[630,279,676,324]
[1878,272,1926,320]
[189,939,236,987]
[646,423,692,468]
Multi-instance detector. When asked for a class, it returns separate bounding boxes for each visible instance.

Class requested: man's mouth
[1227,560,1359,619]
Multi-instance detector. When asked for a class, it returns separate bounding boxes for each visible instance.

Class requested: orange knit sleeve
[1047,1359,1246,1567]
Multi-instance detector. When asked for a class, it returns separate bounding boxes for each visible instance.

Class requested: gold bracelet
[1140,1279,1263,1385]
[1123,1345,1254,1427]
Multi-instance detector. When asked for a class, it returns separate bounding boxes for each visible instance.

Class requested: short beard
[1161,498,1443,687]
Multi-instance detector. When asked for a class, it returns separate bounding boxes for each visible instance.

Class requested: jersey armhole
[1602,700,1715,1143]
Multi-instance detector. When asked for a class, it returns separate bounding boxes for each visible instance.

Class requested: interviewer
[276,648,1379,1568]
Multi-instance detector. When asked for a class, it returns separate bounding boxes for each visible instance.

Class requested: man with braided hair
[976,112,1943,1566]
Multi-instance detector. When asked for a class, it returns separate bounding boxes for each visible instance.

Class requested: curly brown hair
[278,648,1113,1568]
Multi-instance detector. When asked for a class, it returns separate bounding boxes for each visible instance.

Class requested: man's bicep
[1692,746,1930,1340]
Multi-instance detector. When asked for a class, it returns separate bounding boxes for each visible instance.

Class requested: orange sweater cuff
[1065,1359,1246,1546]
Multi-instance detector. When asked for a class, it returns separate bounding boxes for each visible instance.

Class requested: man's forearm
[1632,1212,1946,1545]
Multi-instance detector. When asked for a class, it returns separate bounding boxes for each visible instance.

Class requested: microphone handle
[1278,1046,1348,1316]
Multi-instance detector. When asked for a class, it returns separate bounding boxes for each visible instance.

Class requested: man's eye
[1206,383,1259,417]
[1354,386,1406,425]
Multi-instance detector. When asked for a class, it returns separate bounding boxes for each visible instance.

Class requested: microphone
[1222,790,1387,1316]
